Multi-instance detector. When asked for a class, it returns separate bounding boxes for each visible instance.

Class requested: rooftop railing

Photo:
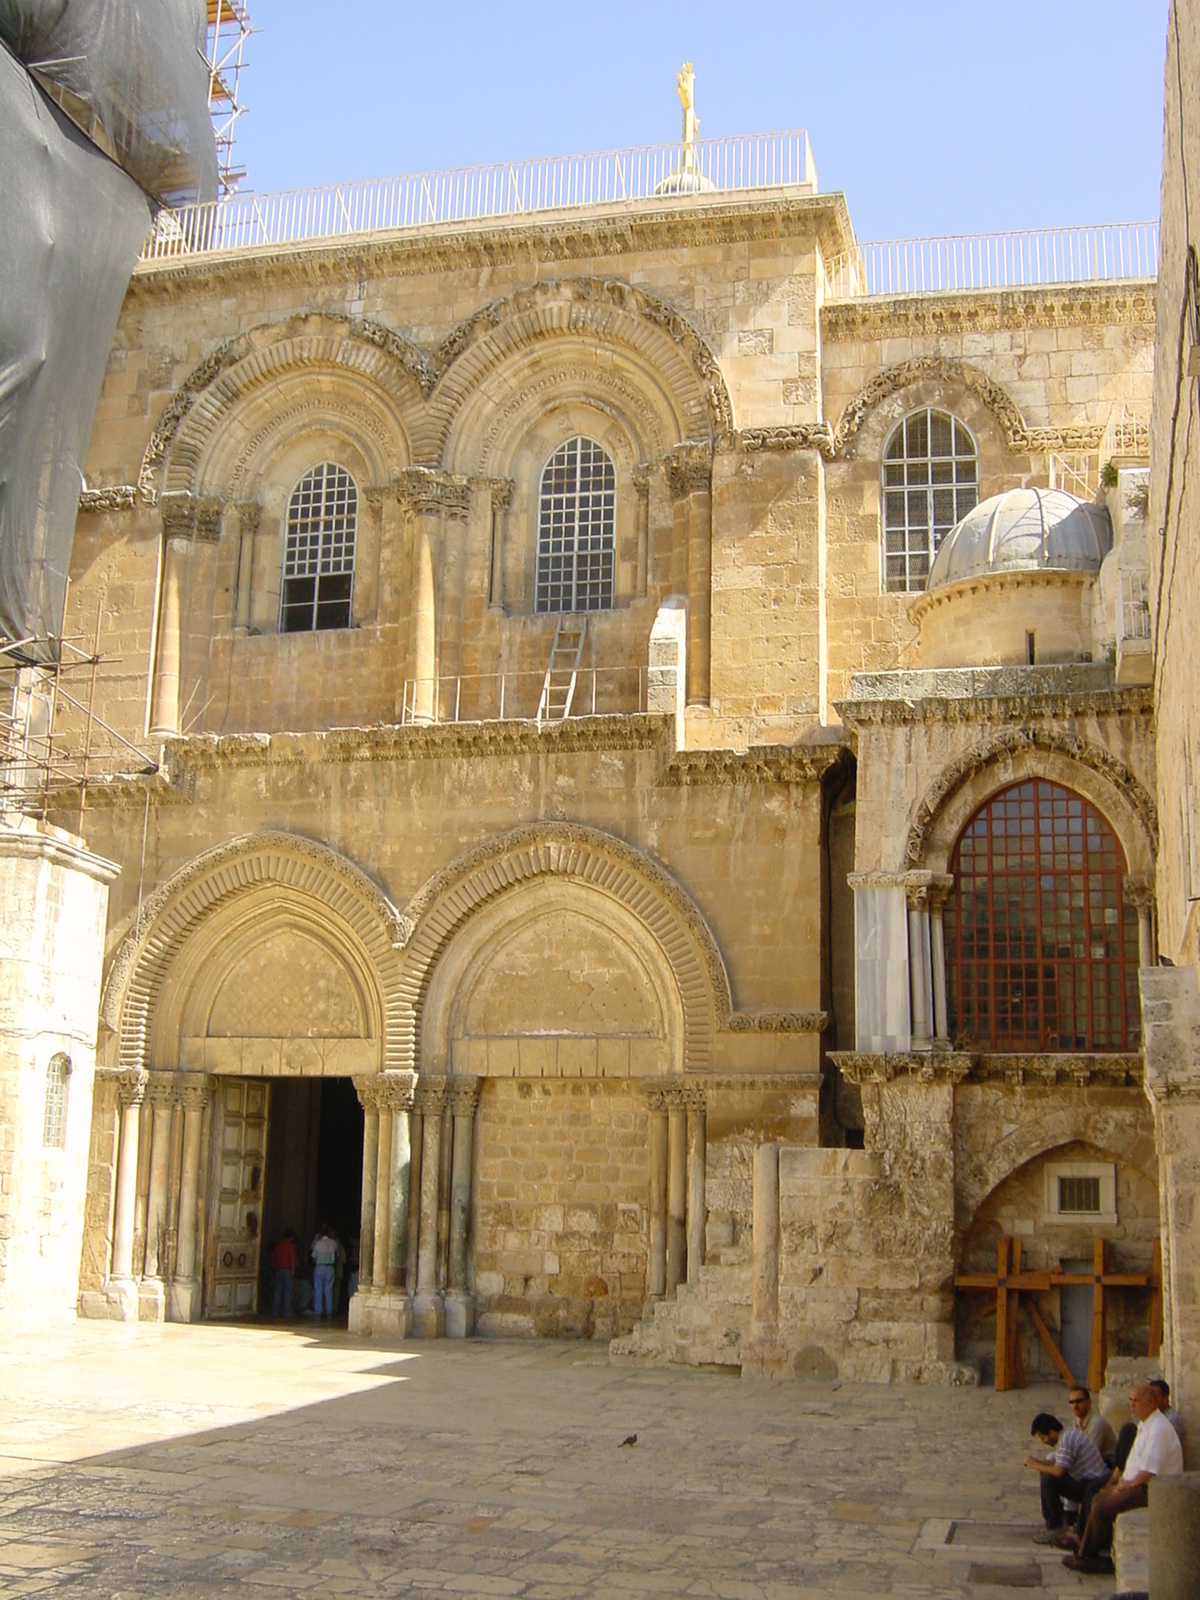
[824,222,1159,299]
[139,130,818,260]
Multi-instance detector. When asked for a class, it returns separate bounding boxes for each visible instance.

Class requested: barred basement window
[43,1053,70,1149]
[280,463,357,633]
[535,437,616,614]
[1058,1175,1102,1214]
[882,409,977,592]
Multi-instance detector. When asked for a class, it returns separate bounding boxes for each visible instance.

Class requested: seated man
[1062,1382,1184,1574]
[1067,1384,1117,1463]
[1024,1410,1110,1541]
[1150,1377,1186,1448]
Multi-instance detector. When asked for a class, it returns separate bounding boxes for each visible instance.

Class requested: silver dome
[927,487,1112,590]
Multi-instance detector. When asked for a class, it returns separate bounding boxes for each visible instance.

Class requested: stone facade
[2,163,1166,1390]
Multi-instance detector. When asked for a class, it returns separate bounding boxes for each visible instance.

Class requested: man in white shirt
[1063,1382,1185,1574]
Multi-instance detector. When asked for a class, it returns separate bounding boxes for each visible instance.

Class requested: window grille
[43,1053,70,1148]
[1057,1175,1102,1214]
[946,779,1140,1052]
[882,409,977,592]
[535,437,616,614]
[280,463,357,633]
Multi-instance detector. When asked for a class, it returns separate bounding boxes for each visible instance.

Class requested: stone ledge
[1114,1505,1149,1594]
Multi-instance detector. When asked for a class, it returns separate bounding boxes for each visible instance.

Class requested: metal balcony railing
[400,666,646,726]
[139,130,818,260]
[824,222,1159,299]
[1119,572,1152,643]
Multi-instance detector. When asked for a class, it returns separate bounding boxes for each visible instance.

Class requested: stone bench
[1113,1505,1149,1595]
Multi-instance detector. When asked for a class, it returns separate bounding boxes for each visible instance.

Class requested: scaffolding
[206,0,252,196]
[0,621,159,830]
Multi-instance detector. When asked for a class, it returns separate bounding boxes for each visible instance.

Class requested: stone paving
[0,1323,1120,1598]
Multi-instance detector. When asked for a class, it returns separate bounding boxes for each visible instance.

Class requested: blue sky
[233,2,1167,239]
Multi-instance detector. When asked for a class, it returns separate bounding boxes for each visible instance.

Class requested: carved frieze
[78,484,138,514]
[160,491,224,544]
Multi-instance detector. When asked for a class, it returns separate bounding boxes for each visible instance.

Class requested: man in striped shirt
[1024,1410,1110,1539]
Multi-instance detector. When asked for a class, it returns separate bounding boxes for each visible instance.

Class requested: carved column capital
[353,1075,382,1114]
[395,468,472,520]
[413,1076,449,1116]
[1123,873,1157,910]
[115,1069,148,1109]
[176,1074,211,1113]
[631,463,652,499]
[145,1070,179,1108]
[161,490,224,544]
[663,442,713,501]
[378,1070,418,1113]
[489,478,514,513]
[448,1077,482,1116]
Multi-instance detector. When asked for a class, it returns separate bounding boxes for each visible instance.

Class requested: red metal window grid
[946,779,1140,1052]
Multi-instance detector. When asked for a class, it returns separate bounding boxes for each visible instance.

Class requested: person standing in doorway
[312,1223,338,1320]
[270,1229,298,1319]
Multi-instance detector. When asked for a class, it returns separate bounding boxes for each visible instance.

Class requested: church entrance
[206,1077,363,1321]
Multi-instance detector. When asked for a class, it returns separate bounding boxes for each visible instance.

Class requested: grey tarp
[0,1,216,647]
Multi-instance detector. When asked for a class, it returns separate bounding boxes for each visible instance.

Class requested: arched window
[535,436,616,614]
[280,463,357,633]
[946,780,1140,1052]
[882,409,977,593]
[43,1053,70,1148]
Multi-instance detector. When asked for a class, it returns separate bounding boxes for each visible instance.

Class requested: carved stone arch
[101,831,408,1075]
[394,823,732,1075]
[906,730,1158,875]
[423,278,733,467]
[138,312,427,501]
[956,1115,1159,1239]
[831,356,1089,460]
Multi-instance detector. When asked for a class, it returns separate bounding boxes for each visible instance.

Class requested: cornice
[126,192,857,300]
[831,1050,973,1085]
[0,819,121,884]
[832,1049,1143,1086]
[658,741,846,787]
[643,1071,821,1107]
[837,679,1153,728]
[820,281,1157,342]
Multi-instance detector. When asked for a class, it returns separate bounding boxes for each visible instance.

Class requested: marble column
[665,446,713,709]
[907,889,933,1053]
[405,1108,423,1292]
[408,496,440,724]
[139,1075,175,1320]
[1127,876,1158,974]
[412,1080,447,1336]
[632,465,650,600]
[666,1091,687,1295]
[445,1078,481,1338]
[488,481,512,612]
[233,502,259,634]
[372,1099,394,1292]
[646,1084,669,1298]
[685,1088,707,1288]
[354,1078,380,1294]
[149,536,187,737]
[108,1071,146,1319]
[387,1082,415,1292]
[169,1076,209,1322]
[751,1142,780,1335]
[928,884,951,1047]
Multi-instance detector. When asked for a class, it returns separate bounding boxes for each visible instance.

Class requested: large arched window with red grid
[946,780,1140,1051]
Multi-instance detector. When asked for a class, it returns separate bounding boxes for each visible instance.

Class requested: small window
[43,1053,70,1149]
[535,436,616,614]
[280,463,357,633]
[882,409,978,592]
[1044,1162,1117,1225]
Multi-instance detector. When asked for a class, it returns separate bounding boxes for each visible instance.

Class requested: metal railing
[400,666,646,726]
[824,222,1159,299]
[1119,572,1152,643]
[140,130,817,260]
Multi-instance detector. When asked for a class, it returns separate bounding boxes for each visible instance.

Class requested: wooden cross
[954,1236,1163,1392]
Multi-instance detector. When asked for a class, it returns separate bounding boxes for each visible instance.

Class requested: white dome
[928,487,1111,590]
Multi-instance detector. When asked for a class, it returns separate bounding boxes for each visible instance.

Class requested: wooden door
[205,1079,270,1318]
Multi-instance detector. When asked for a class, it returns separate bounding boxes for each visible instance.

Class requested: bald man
[1062,1381,1184,1574]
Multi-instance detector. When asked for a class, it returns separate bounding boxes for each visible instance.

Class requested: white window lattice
[882,409,978,593]
[280,463,357,633]
[535,437,616,614]
[43,1053,70,1149]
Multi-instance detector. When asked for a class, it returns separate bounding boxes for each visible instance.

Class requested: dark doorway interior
[259,1078,364,1317]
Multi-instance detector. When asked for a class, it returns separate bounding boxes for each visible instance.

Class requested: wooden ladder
[536,616,587,724]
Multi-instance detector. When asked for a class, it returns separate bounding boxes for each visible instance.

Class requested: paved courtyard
[0,1323,1118,1598]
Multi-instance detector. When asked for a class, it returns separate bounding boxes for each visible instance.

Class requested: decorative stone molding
[721,1010,828,1033]
[663,441,713,499]
[489,478,514,513]
[723,422,835,457]
[225,394,401,496]
[907,569,1093,629]
[396,822,732,1075]
[973,1053,1143,1087]
[828,356,1104,461]
[847,870,954,903]
[631,464,652,499]
[79,484,138,514]
[102,831,409,1081]
[160,490,224,543]
[1123,874,1157,910]
[394,467,472,519]
[658,742,845,788]
[821,282,1156,343]
[832,1051,973,1086]
[474,361,671,469]
[902,726,1159,867]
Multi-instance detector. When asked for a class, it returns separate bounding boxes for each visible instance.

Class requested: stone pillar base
[79,1279,140,1322]
[444,1290,475,1339]
[411,1291,445,1338]
[137,1278,166,1322]
[167,1277,201,1324]
[347,1289,412,1339]
[740,1330,792,1380]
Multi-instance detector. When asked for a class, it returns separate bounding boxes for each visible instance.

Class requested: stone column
[401,474,444,725]
[233,501,259,634]
[149,534,187,737]
[907,888,933,1053]
[646,1083,669,1298]
[354,1078,380,1295]
[445,1078,481,1338]
[372,1099,394,1292]
[488,480,513,612]
[685,1086,707,1288]
[751,1143,780,1335]
[108,1071,146,1318]
[1126,876,1157,975]
[1140,966,1200,1466]
[139,1074,175,1320]
[405,1108,423,1292]
[386,1077,416,1292]
[412,1079,447,1337]
[632,464,650,598]
[928,882,951,1047]
[666,1090,688,1295]
[665,445,713,708]
[169,1076,209,1322]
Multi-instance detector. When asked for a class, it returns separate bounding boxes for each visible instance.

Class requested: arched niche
[422,875,682,1078]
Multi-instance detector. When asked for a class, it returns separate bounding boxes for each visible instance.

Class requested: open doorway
[258,1078,364,1322]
